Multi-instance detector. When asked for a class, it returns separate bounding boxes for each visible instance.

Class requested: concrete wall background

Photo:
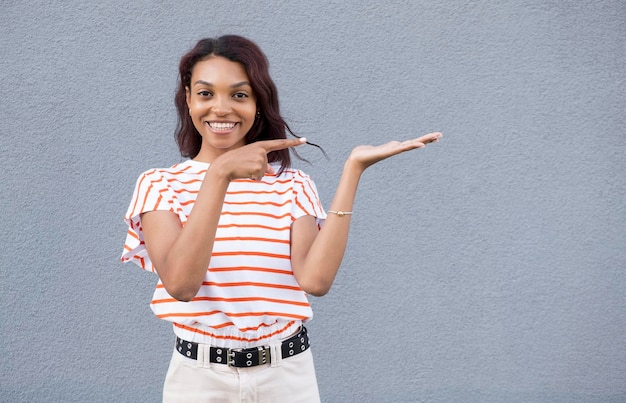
[1,1,624,402]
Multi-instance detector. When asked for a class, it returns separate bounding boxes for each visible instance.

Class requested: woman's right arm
[140,138,306,302]
[141,168,230,302]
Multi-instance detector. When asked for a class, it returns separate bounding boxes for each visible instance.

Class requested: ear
[185,86,191,109]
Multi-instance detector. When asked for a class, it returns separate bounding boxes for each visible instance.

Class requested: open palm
[349,132,442,170]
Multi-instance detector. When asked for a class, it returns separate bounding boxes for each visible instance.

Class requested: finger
[259,137,307,153]
[400,139,426,148]
[265,164,276,175]
[394,139,425,151]
[416,132,442,144]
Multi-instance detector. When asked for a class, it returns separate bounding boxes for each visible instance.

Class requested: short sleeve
[120,169,186,272]
[291,170,327,226]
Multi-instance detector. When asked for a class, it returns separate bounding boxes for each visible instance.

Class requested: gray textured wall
[1,1,624,402]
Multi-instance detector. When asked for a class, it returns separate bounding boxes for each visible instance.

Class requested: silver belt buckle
[227,348,240,367]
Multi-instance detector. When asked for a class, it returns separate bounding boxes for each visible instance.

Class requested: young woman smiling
[121,35,441,403]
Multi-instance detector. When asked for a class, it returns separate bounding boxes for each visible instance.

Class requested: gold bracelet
[327,210,354,217]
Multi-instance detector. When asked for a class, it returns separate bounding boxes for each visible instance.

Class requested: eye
[233,92,249,99]
[197,90,212,97]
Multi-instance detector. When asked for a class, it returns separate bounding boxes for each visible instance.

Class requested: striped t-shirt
[121,160,326,348]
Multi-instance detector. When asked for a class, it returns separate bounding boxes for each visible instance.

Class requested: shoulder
[276,166,313,181]
[136,160,207,181]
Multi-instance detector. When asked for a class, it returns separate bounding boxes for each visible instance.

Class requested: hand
[347,132,442,172]
[212,137,307,181]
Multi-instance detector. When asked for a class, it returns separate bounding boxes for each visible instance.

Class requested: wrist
[343,157,365,177]
[206,162,233,185]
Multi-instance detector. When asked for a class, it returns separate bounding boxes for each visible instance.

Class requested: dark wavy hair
[175,35,311,170]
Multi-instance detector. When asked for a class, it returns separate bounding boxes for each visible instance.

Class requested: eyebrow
[192,80,251,88]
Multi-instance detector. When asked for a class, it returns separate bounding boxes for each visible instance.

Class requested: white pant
[163,346,321,403]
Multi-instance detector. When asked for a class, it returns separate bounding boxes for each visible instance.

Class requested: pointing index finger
[260,137,307,153]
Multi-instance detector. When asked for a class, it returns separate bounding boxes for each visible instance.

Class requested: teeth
[209,122,236,130]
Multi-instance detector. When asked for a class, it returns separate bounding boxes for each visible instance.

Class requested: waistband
[172,320,303,349]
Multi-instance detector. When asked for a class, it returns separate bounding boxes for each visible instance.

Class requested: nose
[211,95,232,116]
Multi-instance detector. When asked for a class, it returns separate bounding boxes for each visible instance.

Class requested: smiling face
[186,56,257,162]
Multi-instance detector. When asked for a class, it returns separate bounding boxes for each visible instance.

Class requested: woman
[122,35,441,402]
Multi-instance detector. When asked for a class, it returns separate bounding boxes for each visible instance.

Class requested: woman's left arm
[290,132,442,296]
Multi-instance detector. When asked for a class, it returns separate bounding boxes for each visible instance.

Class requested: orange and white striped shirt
[121,160,326,348]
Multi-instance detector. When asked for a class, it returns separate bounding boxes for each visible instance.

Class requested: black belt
[175,326,310,368]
